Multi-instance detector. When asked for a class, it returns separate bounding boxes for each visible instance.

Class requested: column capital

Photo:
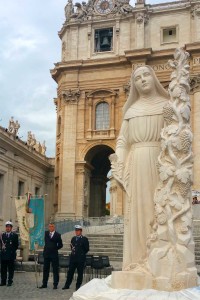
[190,74,200,93]
[61,89,81,104]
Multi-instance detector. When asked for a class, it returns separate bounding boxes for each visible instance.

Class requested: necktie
[7,233,9,238]
[50,233,52,238]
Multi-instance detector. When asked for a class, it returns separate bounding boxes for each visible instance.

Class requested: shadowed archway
[85,145,114,217]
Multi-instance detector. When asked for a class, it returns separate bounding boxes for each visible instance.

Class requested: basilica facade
[51,0,200,219]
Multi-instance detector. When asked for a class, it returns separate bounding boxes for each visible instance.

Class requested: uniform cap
[74,225,82,230]
[5,221,13,227]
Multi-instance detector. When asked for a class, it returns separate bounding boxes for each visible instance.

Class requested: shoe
[7,283,12,287]
[53,286,57,289]
[39,285,47,289]
[62,285,69,290]
[0,283,6,286]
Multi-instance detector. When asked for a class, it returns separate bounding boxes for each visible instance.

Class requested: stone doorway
[85,145,114,217]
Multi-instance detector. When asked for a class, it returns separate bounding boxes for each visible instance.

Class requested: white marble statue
[110,65,169,271]
[8,117,20,136]
[110,49,198,291]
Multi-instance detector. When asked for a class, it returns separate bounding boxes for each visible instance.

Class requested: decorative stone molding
[64,0,134,23]
[0,147,7,155]
[191,5,200,19]
[123,81,130,96]
[190,74,200,93]
[136,11,149,24]
[61,89,81,103]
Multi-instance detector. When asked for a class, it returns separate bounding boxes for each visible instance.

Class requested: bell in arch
[101,36,110,48]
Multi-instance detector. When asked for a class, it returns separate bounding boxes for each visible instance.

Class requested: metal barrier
[52,216,124,235]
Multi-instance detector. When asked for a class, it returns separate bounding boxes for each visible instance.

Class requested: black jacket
[0,232,19,260]
[70,235,89,262]
[43,231,63,258]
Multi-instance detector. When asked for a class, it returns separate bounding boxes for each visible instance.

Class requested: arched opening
[85,145,114,217]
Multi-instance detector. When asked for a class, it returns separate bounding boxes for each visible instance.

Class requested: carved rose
[157,213,167,225]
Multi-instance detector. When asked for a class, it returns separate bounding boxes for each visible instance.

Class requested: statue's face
[133,67,155,95]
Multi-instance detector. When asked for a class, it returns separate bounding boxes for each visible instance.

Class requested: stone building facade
[51,0,200,219]
[0,125,55,229]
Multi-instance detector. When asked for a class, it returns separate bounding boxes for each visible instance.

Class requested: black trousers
[42,256,59,287]
[1,259,15,284]
[65,260,85,289]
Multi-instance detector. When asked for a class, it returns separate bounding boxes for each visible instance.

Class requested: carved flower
[180,226,188,234]
[172,86,182,98]
[157,213,167,225]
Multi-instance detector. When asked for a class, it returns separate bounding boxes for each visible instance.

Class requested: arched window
[95,102,109,130]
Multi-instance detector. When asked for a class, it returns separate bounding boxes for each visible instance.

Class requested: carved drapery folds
[61,89,81,104]
[147,48,197,289]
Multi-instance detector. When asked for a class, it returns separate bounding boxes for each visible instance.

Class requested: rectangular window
[35,187,40,196]
[162,27,177,44]
[94,28,113,52]
[18,181,24,196]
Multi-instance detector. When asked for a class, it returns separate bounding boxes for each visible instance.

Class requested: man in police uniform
[62,225,89,291]
[39,222,63,289]
[0,221,19,286]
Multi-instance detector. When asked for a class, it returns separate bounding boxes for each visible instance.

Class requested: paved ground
[0,271,81,300]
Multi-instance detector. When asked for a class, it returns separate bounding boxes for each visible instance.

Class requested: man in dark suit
[0,221,19,287]
[62,225,89,291]
[39,222,63,289]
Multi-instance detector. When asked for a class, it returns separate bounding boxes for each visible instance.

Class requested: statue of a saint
[110,66,169,270]
[64,0,74,21]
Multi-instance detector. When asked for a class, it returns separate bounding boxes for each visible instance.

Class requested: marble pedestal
[69,276,200,300]
[111,270,198,291]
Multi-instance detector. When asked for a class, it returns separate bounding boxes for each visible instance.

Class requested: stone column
[87,24,91,59]
[191,75,200,191]
[87,97,93,138]
[75,164,85,218]
[135,11,149,49]
[56,89,80,219]
[110,96,115,138]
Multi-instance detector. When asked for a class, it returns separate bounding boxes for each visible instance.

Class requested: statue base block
[111,271,153,290]
[111,270,198,291]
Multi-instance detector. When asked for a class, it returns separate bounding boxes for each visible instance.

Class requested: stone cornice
[0,127,54,170]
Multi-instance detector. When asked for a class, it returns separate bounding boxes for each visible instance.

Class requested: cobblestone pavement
[0,271,81,300]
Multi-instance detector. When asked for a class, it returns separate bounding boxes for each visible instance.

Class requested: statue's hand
[109,153,124,186]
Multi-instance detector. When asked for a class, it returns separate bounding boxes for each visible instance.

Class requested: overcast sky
[0,0,172,156]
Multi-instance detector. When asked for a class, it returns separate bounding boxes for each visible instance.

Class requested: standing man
[62,225,89,291]
[0,221,19,287]
[39,222,63,289]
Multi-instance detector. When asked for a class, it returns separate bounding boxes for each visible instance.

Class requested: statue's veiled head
[123,65,169,115]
